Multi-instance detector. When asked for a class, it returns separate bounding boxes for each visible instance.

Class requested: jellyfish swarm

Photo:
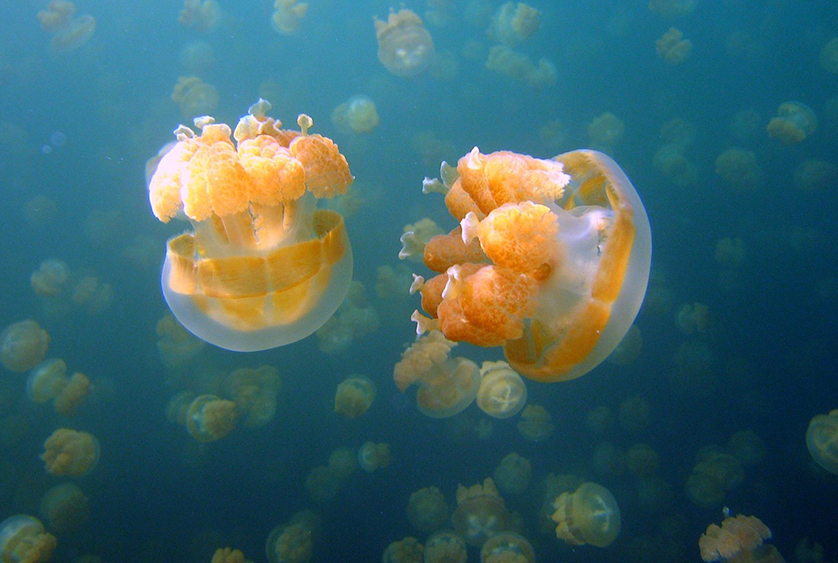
[148,100,353,351]
[410,149,651,382]
[806,410,838,475]
[552,482,621,548]
[374,9,435,77]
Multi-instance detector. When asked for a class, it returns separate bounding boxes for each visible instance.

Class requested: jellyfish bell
[0,515,56,563]
[475,360,527,419]
[806,410,838,475]
[452,478,511,547]
[374,9,435,77]
[552,482,621,548]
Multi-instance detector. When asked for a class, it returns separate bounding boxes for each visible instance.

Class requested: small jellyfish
[50,14,95,52]
[656,27,691,64]
[31,259,69,297]
[382,537,423,563]
[331,95,380,134]
[794,159,838,192]
[493,452,532,495]
[424,531,467,563]
[0,515,57,563]
[475,360,527,419]
[227,365,282,428]
[1,320,50,373]
[406,486,449,534]
[806,410,838,475]
[40,483,89,534]
[648,0,696,19]
[686,450,744,508]
[178,0,220,32]
[334,375,376,419]
[487,2,540,46]
[699,513,772,563]
[26,359,68,404]
[41,428,100,477]
[452,478,510,547]
[715,148,764,191]
[820,38,838,74]
[305,466,341,503]
[211,548,248,563]
[552,482,621,547]
[265,510,320,563]
[588,112,625,147]
[625,443,660,478]
[171,76,219,119]
[358,441,391,472]
[767,102,817,144]
[272,0,308,35]
[156,314,206,368]
[516,404,554,442]
[186,395,238,442]
[53,372,91,416]
[481,532,535,563]
[328,447,357,481]
[374,9,435,77]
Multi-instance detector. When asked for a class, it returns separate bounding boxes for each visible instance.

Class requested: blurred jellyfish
[452,478,510,547]
[424,531,466,563]
[179,41,215,74]
[727,430,766,468]
[157,314,206,368]
[50,14,95,52]
[382,537,423,563]
[686,449,744,508]
[398,218,445,262]
[334,375,376,419]
[767,102,817,144]
[272,0,308,34]
[375,264,414,300]
[493,453,531,495]
[619,394,651,432]
[675,302,709,334]
[178,0,220,32]
[552,482,621,547]
[167,392,195,425]
[699,513,773,563]
[485,45,556,88]
[186,395,238,442]
[265,510,320,563]
[820,38,838,74]
[487,3,540,46]
[656,27,691,64]
[715,148,764,191]
[476,361,527,419]
[0,515,56,563]
[481,532,535,563]
[40,483,89,534]
[71,275,113,315]
[648,0,696,19]
[53,372,91,416]
[588,112,625,148]
[653,144,698,187]
[31,259,69,297]
[171,76,219,119]
[41,429,99,476]
[794,160,838,192]
[37,1,76,32]
[331,95,379,134]
[1,320,50,373]
[806,410,838,475]
[26,359,68,404]
[305,466,340,503]
[586,406,613,434]
[227,365,282,428]
[625,444,660,478]
[315,282,379,354]
[593,442,624,476]
[374,9,435,77]
[406,486,449,534]
[715,237,745,269]
[358,441,391,472]
[211,548,247,563]
[425,0,456,27]
[328,447,357,481]
[516,404,553,442]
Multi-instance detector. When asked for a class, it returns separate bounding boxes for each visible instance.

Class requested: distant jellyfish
[26,359,68,404]
[50,14,95,52]
[272,0,308,34]
[481,532,535,563]
[0,515,56,563]
[552,482,621,547]
[179,41,215,74]
[715,148,764,191]
[40,483,89,534]
[265,510,320,563]
[588,112,625,148]
[334,375,377,419]
[493,452,532,495]
[452,478,510,547]
[656,27,691,64]
[358,441,391,472]
[406,486,449,534]
[487,2,540,46]
[767,102,817,144]
[516,404,554,442]
[648,0,696,19]
[806,410,838,475]
[424,531,466,563]
[31,259,69,297]
[331,95,380,134]
[820,38,838,74]
[41,429,100,477]
[171,76,219,119]
[374,9,435,77]
[1,320,50,373]
[186,395,238,442]
[794,159,838,192]
[382,537,423,563]
[178,0,220,32]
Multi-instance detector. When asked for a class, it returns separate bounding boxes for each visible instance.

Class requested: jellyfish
[686,450,744,508]
[31,259,69,297]
[265,510,320,563]
[71,275,113,315]
[358,441,391,472]
[820,38,838,74]
[157,313,206,368]
[794,160,838,192]
[334,375,376,419]
[715,238,745,269]
[699,513,773,563]
[676,302,709,334]
[331,95,379,134]
[0,515,57,563]
[382,537,423,563]
[806,410,838,475]
[493,452,532,495]
[715,148,764,191]
[26,359,68,404]
[487,3,540,46]
[305,466,340,503]
[588,113,625,147]
[37,1,76,32]
[328,447,357,480]
[179,41,215,74]
[481,532,535,563]
[648,0,696,19]
[147,99,354,352]
[211,548,247,563]
[451,478,511,547]
[392,331,481,418]
[408,149,651,382]
[171,76,219,119]
[767,102,817,144]
[41,429,99,477]
[476,360,527,419]
[619,394,650,432]
[40,483,89,534]
[424,531,467,563]
[227,365,282,428]
[167,392,195,425]
[178,0,220,32]
[53,372,91,416]
[1,320,50,373]
[50,14,95,52]
[485,45,556,88]
[516,404,554,442]
[727,430,766,468]
[625,443,660,478]
[586,406,613,434]
[656,27,691,64]
[315,281,379,354]
[186,395,238,442]
[271,0,308,35]
[374,9,435,77]
[406,486,449,534]
[653,144,698,187]
[552,482,621,548]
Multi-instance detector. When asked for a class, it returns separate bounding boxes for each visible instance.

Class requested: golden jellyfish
[331,95,379,134]
[516,404,554,442]
[53,372,91,416]
[71,275,113,315]
[820,38,838,74]
[699,513,772,563]
[156,313,206,368]
[327,447,357,480]
[37,1,76,32]
[488,3,540,46]
[656,27,691,64]
[727,430,766,468]
[334,375,376,419]
[265,510,320,563]
[40,483,89,535]
[167,392,195,425]
[41,429,99,477]
[686,450,744,508]
[50,14,95,52]
[315,281,379,354]
[552,482,621,548]
[1,320,50,373]
[393,331,481,418]
[374,9,435,78]
[653,144,698,188]
[271,0,308,35]
[406,486,449,534]
[485,45,557,88]
[227,365,282,428]
[0,515,57,563]
[358,441,391,472]
[178,0,220,32]
[452,478,511,547]
[424,531,467,563]
[648,0,696,19]
[147,99,354,351]
[186,395,238,442]
[382,537,423,563]
[480,532,535,563]
[476,360,527,419]
[794,159,838,192]
[625,443,660,478]
[171,76,219,120]
[409,148,651,382]
[715,148,764,191]
[31,259,69,297]
[179,40,215,74]
[675,302,709,334]
[589,112,625,147]
[767,102,817,144]
[493,452,531,495]
[806,410,838,475]
[212,548,249,563]
[26,359,68,404]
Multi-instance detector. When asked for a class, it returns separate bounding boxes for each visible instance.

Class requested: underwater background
[1,0,838,561]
